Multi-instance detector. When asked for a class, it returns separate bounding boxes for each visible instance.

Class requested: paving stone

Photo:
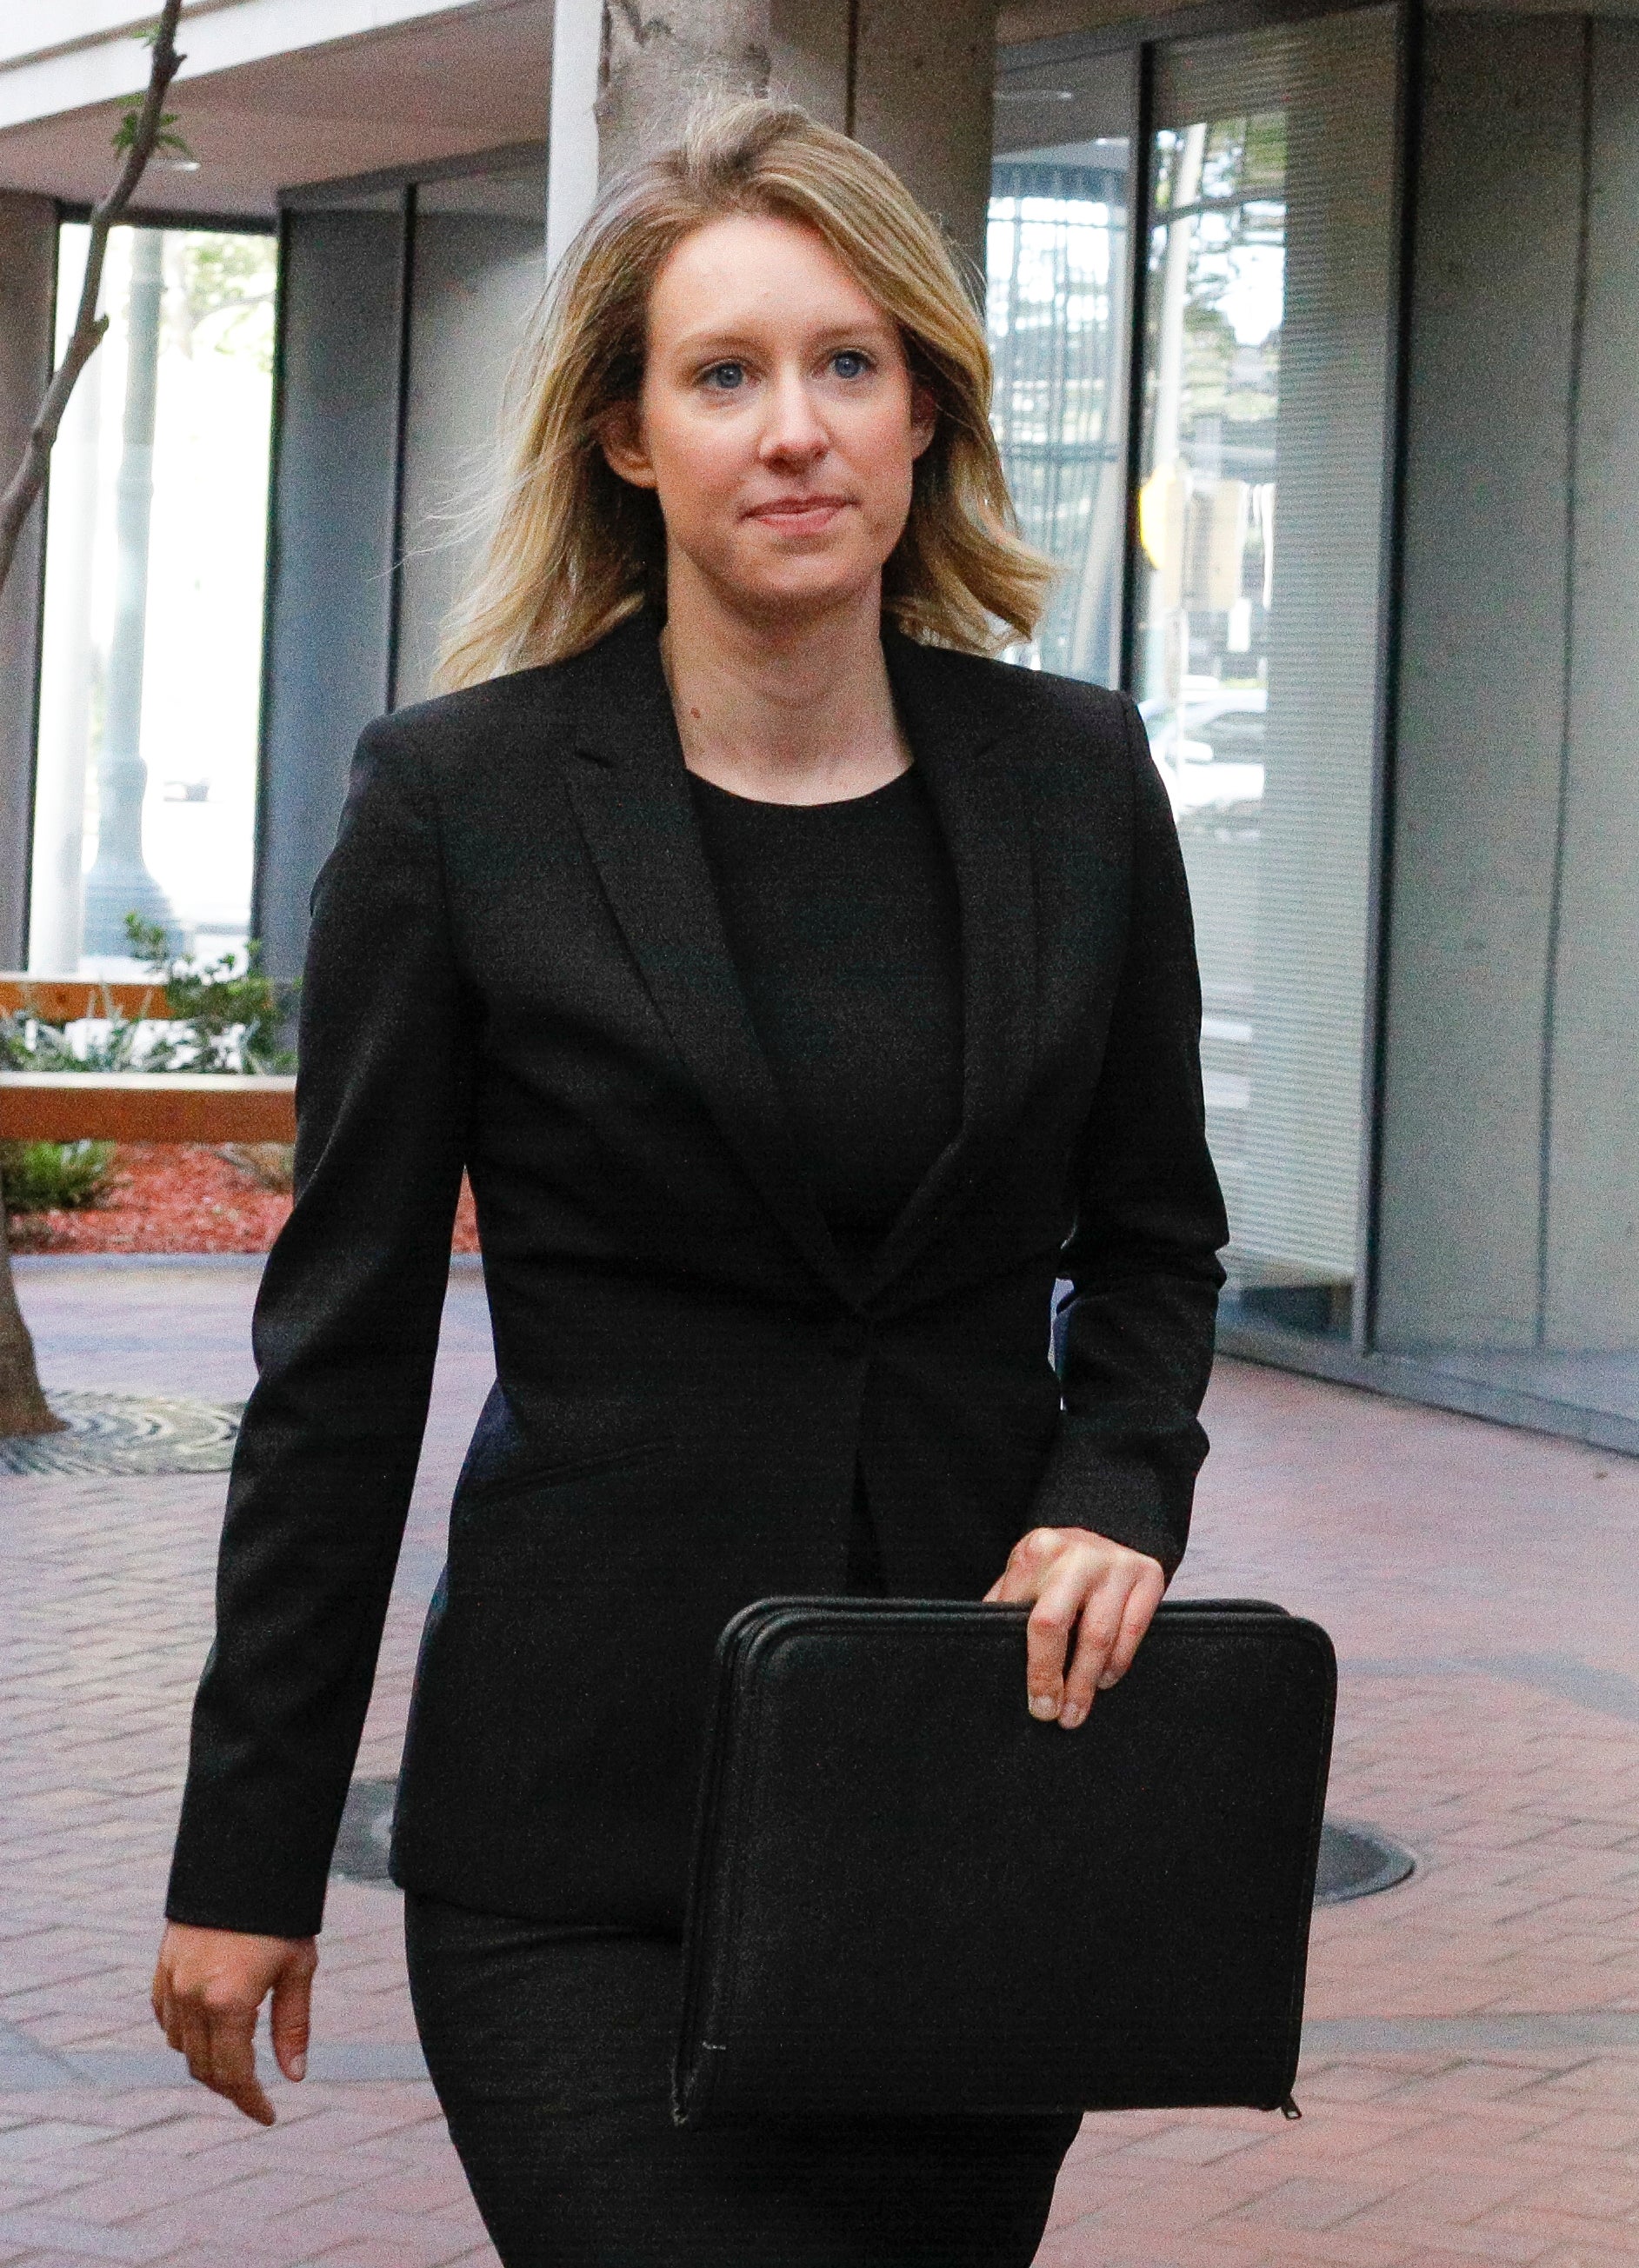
[4,1264,1639,2264]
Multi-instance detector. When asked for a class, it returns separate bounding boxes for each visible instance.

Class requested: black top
[688,765,963,1268]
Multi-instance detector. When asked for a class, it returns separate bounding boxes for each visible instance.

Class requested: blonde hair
[436,97,1049,689]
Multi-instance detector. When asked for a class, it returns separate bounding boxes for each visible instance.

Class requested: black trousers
[405,1895,1080,2268]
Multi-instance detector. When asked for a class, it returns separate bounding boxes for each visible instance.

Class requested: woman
[152,98,1227,2266]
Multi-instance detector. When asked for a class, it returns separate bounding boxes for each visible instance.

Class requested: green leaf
[0,1141,117,1216]
[111,108,191,160]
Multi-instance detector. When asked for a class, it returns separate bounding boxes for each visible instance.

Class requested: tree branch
[0,0,186,1438]
[0,0,187,597]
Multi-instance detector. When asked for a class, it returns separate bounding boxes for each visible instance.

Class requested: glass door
[988,50,1136,688]
[30,223,276,974]
[1134,10,1398,1334]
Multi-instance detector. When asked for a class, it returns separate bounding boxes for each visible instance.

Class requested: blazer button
[828,1314,871,1360]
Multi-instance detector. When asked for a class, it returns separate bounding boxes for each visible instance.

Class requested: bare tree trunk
[596,0,770,182]
[0,0,186,1437]
[0,1207,60,1436]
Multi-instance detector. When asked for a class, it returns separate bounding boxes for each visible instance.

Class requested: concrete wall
[0,192,54,968]
[1378,17,1639,1355]
[773,0,1001,269]
[1546,21,1639,1347]
[852,1,998,272]
[394,198,545,707]
[255,203,405,988]
[591,0,999,270]
[770,0,849,124]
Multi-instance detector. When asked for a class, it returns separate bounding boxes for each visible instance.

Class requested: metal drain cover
[0,1390,243,1477]
[1316,1819,1416,1904]
[332,1778,397,1883]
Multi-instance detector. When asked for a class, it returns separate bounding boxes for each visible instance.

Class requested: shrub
[0,1140,117,1215]
[123,915,296,1074]
[0,920,298,1081]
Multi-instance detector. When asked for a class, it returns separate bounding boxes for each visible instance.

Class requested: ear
[908,380,938,462]
[596,399,656,489]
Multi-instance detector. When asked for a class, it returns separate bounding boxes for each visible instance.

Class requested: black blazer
[165,609,1228,1942]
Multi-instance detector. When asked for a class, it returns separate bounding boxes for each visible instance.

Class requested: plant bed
[7,1142,482,1257]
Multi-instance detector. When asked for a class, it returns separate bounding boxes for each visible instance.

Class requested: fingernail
[1059,1702,1085,1729]
[1029,1692,1058,1720]
[290,2053,306,2080]
[1097,1670,1120,1690]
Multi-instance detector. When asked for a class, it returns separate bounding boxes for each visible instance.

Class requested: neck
[658,563,909,805]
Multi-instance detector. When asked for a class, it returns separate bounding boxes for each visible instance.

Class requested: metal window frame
[276,141,548,213]
[249,203,297,961]
[252,140,551,969]
[23,201,281,972]
[1003,0,1422,1380]
[52,202,277,235]
[13,203,62,968]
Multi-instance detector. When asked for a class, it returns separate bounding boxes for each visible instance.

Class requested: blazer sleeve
[1026,694,1229,1580]
[165,721,473,1939]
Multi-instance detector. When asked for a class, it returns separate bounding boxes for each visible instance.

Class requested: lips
[745,496,851,529]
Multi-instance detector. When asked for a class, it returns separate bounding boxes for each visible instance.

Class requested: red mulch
[6,1144,482,1257]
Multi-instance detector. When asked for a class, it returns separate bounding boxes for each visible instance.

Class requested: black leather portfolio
[674,1597,1336,2128]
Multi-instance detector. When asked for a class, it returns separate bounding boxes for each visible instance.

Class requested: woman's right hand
[151,1921,317,2125]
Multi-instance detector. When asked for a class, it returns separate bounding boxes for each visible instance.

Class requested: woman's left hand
[983,1526,1166,1729]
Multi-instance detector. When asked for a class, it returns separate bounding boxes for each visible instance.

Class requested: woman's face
[600,212,936,626]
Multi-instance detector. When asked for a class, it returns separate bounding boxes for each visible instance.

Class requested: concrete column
[1545,26,1639,1349]
[0,193,55,968]
[769,0,849,127]
[395,196,547,707]
[1376,20,1585,1351]
[254,202,405,988]
[588,0,999,273]
[851,1,997,275]
[548,0,602,268]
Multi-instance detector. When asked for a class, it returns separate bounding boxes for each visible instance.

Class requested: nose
[757,365,828,469]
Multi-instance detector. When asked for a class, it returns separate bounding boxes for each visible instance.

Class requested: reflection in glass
[1137,109,1283,1298]
[1138,112,1282,809]
[1137,15,1397,1335]
[30,224,276,973]
[987,130,1130,686]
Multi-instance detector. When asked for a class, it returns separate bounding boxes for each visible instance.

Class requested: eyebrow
[663,316,899,361]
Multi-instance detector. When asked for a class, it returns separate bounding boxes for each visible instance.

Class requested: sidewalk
[3,1255,1637,2265]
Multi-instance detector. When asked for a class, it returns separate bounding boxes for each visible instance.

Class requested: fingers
[1025,1560,1086,1722]
[159,1977,271,2122]
[1061,1554,1163,1726]
[1057,1575,1129,1728]
[150,1925,318,2127]
[166,1973,272,2123]
[986,1527,1167,1730]
[1102,1558,1166,1687]
[200,1994,276,2125]
[270,1953,315,2085]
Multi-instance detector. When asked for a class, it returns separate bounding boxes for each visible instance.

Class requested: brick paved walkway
[2,1255,1637,2265]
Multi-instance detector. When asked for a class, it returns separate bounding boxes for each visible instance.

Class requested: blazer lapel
[861,635,1039,1298]
[561,611,858,1303]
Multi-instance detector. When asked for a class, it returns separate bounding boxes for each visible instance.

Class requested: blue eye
[832,349,871,379]
[703,362,746,390]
